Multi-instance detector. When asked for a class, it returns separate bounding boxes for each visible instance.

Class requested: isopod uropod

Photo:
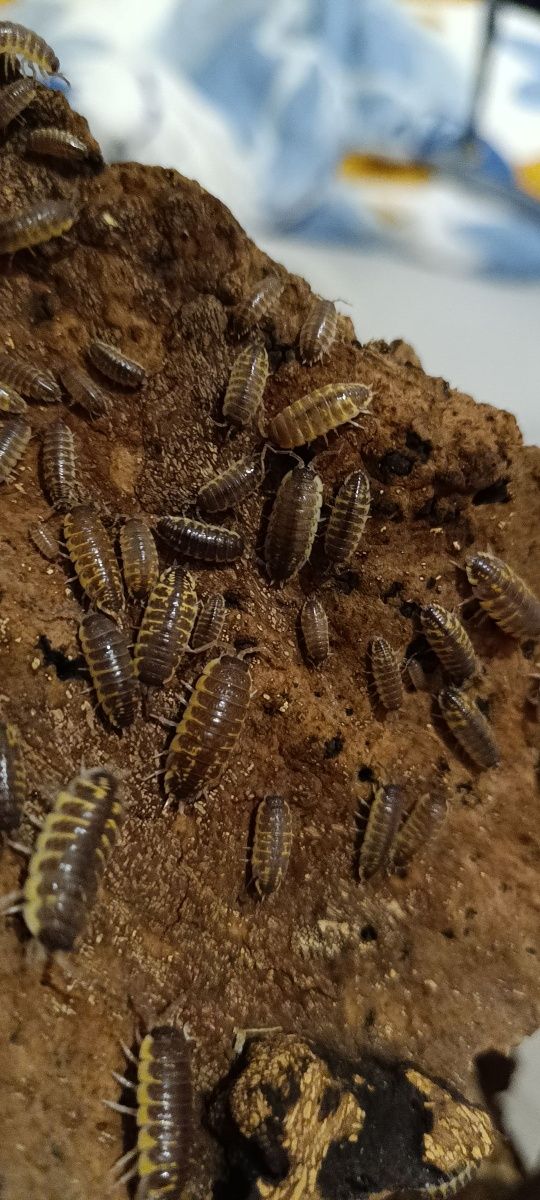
[0,21,63,78]
[390,789,448,870]
[0,199,77,255]
[266,382,372,449]
[64,505,125,617]
[41,418,80,511]
[87,340,146,389]
[222,341,269,430]
[61,364,111,420]
[0,416,31,483]
[190,593,226,652]
[197,452,264,514]
[79,613,137,729]
[370,637,403,711]
[298,298,338,365]
[119,517,159,602]
[134,567,198,688]
[264,465,323,584]
[421,604,477,684]
[232,275,284,334]
[251,795,293,896]
[0,77,35,129]
[156,516,244,565]
[358,783,404,881]
[300,596,329,665]
[465,551,540,639]
[438,686,500,770]
[0,721,25,835]
[324,469,371,565]
[0,351,61,403]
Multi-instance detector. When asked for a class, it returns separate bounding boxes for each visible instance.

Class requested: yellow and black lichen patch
[209,1034,494,1200]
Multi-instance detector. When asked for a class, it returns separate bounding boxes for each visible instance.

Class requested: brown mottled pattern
[298,298,338,365]
[438,686,500,770]
[190,593,226,651]
[61,364,111,420]
[465,550,540,639]
[0,199,77,254]
[134,566,197,688]
[370,637,403,711]
[197,452,264,514]
[79,613,137,728]
[324,469,371,565]
[164,654,251,801]
[41,418,80,511]
[300,596,329,665]
[0,351,61,402]
[252,795,293,896]
[232,275,284,334]
[264,466,323,583]
[87,340,146,389]
[0,78,35,128]
[391,790,448,869]
[119,517,159,601]
[64,504,124,616]
[266,382,372,449]
[358,784,404,880]
[0,722,25,835]
[136,1026,192,1199]
[222,341,269,428]
[156,515,244,564]
[0,417,30,482]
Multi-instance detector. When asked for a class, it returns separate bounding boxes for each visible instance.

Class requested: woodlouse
[264,465,323,583]
[0,77,35,128]
[300,596,329,665]
[134,567,197,688]
[324,469,370,565]
[79,613,137,729]
[0,352,61,403]
[164,652,252,801]
[232,275,284,334]
[29,521,60,561]
[87,340,146,389]
[22,768,122,953]
[0,416,31,483]
[64,505,125,617]
[266,382,372,449]
[438,686,500,770]
[251,795,293,896]
[156,516,244,565]
[0,722,25,835]
[391,789,448,869]
[298,298,338,365]
[358,783,404,880]
[222,341,269,429]
[370,637,403,711]
[26,127,99,165]
[0,381,26,414]
[61,363,111,420]
[190,593,226,652]
[197,452,264,514]
[465,551,540,639]
[0,199,77,255]
[421,604,477,683]
[41,418,80,511]
[119,517,159,602]
[0,21,62,77]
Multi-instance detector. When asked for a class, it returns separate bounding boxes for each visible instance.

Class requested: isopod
[79,613,137,728]
[324,469,370,565]
[0,722,25,835]
[0,21,63,78]
[197,452,264,514]
[0,381,26,414]
[190,593,226,652]
[298,298,338,365]
[0,199,77,255]
[61,363,111,420]
[438,686,500,770]
[251,795,293,896]
[370,636,403,711]
[300,596,329,665]
[87,340,146,389]
[119,517,159,602]
[266,382,372,449]
[264,465,323,583]
[164,652,252,801]
[0,77,35,129]
[41,418,80,511]
[358,783,404,880]
[232,275,284,334]
[156,516,244,565]
[64,505,124,617]
[29,521,60,561]
[134,567,197,688]
[0,351,61,403]
[0,416,30,483]
[222,341,268,429]
[421,604,477,683]
[465,550,540,639]
[391,789,447,869]
[26,127,100,165]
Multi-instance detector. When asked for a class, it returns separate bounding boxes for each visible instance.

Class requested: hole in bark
[381,580,403,603]
[472,478,510,506]
[37,635,85,681]
[360,924,378,942]
[442,927,456,939]
[333,570,360,595]
[324,735,344,760]
[380,450,414,479]
[405,430,432,462]
[400,600,421,620]
[223,589,244,609]
[357,766,375,782]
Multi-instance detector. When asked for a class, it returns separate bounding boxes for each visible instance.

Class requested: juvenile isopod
[197,452,264,514]
[438,686,500,770]
[64,505,124,617]
[266,382,372,449]
[465,551,540,639]
[0,381,26,414]
[264,465,323,584]
[251,795,293,896]
[79,613,137,728]
[324,469,370,565]
[0,351,61,403]
[222,341,269,429]
[358,783,404,881]
[61,363,111,420]
[298,298,338,365]
[232,275,284,334]
[0,722,25,836]
[390,789,448,870]
[156,516,244,565]
[421,604,477,683]
[119,517,159,602]
[190,593,226,652]
[0,21,63,78]
[28,521,60,561]
[0,416,31,483]
[164,652,252,802]
[300,596,329,665]
[41,418,80,511]
[370,636,403,711]
[26,127,101,166]
[134,567,197,688]
[87,340,146,389]
[0,199,77,255]
[0,77,35,128]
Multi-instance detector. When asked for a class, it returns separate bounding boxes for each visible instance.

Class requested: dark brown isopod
[29,521,60,561]
[370,637,403,711]
[300,596,329,665]
[119,517,159,601]
[251,795,293,896]
[41,418,80,511]
[79,613,137,728]
[190,592,226,651]
[0,721,25,835]
[0,77,35,128]
[465,550,540,639]
[264,465,323,583]
[156,516,244,565]
[324,469,370,564]
[232,275,284,334]
[0,199,77,255]
[391,789,448,869]
[134,567,197,688]
[0,416,31,483]
[61,364,111,420]
[266,381,372,449]
[87,340,146,389]
[421,604,477,683]
[164,652,252,801]
[438,686,500,770]
[0,21,62,77]
[64,505,124,617]
[358,783,404,880]
[298,298,338,364]
[26,127,100,165]
[197,452,264,514]
[0,352,61,403]
[222,341,269,429]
